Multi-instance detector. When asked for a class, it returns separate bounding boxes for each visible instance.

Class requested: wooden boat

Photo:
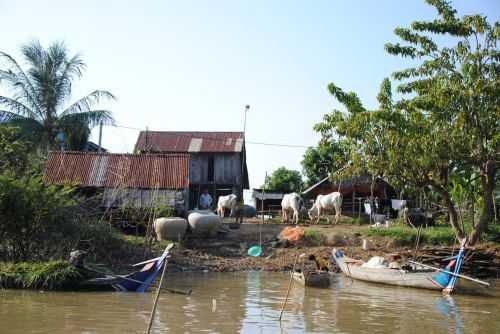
[331,246,465,292]
[81,244,173,292]
[292,271,331,288]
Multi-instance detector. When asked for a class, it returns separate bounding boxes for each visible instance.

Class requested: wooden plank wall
[190,153,241,185]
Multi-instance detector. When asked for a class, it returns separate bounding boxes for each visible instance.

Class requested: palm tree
[0,40,115,151]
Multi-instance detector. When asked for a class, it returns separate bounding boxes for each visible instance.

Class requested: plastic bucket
[247,245,262,257]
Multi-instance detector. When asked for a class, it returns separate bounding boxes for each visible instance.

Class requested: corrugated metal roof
[43,151,189,189]
[135,131,244,153]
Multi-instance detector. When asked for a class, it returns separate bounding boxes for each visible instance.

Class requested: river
[1,272,499,333]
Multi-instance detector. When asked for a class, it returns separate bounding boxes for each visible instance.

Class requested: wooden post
[352,190,355,216]
[279,254,300,321]
[145,254,170,334]
[262,172,266,224]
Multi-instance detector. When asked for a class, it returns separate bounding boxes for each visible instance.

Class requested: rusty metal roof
[43,151,189,189]
[135,131,244,153]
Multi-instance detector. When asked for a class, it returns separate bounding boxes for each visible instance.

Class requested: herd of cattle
[216,191,343,224]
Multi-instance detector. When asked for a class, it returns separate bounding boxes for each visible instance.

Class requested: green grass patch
[303,230,327,246]
[0,261,83,290]
[365,225,457,246]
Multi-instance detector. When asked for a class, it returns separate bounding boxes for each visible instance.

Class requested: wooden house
[135,131,249,209]
[43,151,190,213]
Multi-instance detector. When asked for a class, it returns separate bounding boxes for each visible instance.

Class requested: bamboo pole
[279,253,303,322]
[408,260,490,286]
[145,257,170,334]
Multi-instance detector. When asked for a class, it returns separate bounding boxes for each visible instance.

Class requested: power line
[108,124,313,149]
[246,141,310,148]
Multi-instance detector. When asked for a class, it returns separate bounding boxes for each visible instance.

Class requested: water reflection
[0,273,499,334]
[435,296,463,334]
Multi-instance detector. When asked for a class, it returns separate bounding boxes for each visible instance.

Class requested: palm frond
[0,51,42,115]
[20,40,44,69]
[60,90,116,117]
[59,109,115,129]
[0,96,40,120]
[0,110,26,123]
[54,53,86,108]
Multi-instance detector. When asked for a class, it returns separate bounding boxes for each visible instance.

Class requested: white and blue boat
[331,244,465,293]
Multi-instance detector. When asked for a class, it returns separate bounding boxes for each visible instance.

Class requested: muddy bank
[166,222,500,278]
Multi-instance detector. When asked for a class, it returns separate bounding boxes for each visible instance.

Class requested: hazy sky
[2,1,499,188]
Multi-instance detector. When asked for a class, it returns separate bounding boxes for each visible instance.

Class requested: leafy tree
[263,167,304,193]
[315,0,498,244]
[301,139,350,186]
[0,126,31,175]
[384,0,499,244]
[0,40,115,151]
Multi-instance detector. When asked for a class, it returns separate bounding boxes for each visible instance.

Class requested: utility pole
[98,121,103,152]
[241,105,250,196]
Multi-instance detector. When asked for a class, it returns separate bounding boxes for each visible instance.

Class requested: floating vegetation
[0,261,83,290]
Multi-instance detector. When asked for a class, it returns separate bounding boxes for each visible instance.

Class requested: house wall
[102,188,188,211]
[189,153,242,185]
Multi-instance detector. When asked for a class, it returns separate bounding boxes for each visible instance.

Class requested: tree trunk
[437,188,465,241]
[468,164,497,245]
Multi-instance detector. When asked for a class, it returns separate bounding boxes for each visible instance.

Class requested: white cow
[308,192,343,223]
[281,192,303,224]
[216,194,238,217]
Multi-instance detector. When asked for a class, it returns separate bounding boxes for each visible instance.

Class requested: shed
[43,151,190,211]
[249,189,284,214]
[302,174,396,216]
[135,131,249,209]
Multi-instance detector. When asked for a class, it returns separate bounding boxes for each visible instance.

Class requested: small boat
[331,245,465,293]
[293,271,331,288]
[81,244,173,292]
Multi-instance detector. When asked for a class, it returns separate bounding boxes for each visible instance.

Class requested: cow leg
[293,210,298,225]
[316,207,321,224]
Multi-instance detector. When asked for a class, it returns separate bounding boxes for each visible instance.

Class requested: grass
[303,230,327,246]
[365,224,462,246]
[0,261,83,290]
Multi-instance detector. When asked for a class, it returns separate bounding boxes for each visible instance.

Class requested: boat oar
[279,253,305,322]
[408,260,490,287]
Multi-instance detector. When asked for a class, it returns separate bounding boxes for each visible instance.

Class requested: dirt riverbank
[165,222,500,278]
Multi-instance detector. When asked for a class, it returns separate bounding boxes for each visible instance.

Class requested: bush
[0,171,75,260]
[484,224,500,243]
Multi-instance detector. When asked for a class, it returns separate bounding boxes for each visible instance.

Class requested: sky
[2,0,499,188]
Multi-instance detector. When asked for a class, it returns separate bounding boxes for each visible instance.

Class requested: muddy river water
[1,272,499,333]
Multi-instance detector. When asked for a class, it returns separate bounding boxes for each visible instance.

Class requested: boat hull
[332,249,442,290]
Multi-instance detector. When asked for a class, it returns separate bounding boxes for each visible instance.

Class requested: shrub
[0,171,75,260]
